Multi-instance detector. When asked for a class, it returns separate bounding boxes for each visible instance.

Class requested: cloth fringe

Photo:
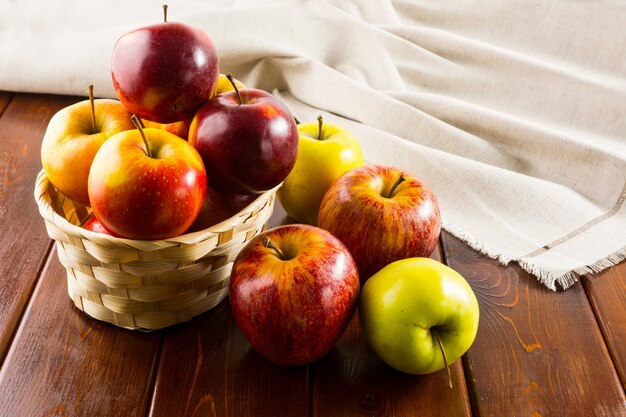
[441,221,626,291]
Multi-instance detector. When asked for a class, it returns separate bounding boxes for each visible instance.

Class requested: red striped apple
[229,224,360,366]
[88,119,206,240]
[318,164,441,283]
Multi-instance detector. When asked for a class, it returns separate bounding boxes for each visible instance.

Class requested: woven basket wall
[34,170,276,331]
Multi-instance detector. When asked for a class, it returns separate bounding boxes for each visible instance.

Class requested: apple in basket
[318,164,441,283]
[88,116,206,240]
[111,5,219,123]
[189,75,299,195]
[41,85,134,205]
[229,224,360,366]
[277,115,365,225]
[185,187,257,233]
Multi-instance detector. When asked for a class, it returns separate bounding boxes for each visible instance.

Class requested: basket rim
[34,169,279,250]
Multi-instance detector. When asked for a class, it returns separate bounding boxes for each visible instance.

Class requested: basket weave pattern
[34,170,276,330]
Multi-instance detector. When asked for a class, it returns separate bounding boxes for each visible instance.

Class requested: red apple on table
[189,76,298,195]
[111,5,219,123]
[88,117,207,240]
[41,85,134,205]
[229,224,360,366]
[318,164,441,283]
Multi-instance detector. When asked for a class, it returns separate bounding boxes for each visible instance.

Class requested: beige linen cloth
[2,0,625,290]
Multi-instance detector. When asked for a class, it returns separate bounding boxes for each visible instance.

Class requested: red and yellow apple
[111,6,219,123]
[189,81,298,195]
[41,89,134,205]
[229,224,360,366]
[318,164,441,282]
[277,115,364,225]
[88,121,206,240]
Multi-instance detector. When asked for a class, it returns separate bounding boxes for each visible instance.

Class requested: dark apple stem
[137,117,146,128]
[163,4,168,22]
[131,115,152,157]
[433,330,453,389]
[88,85,96,134]
[386,175,406,198]
[317,115,324,140]
[294,116,300,125]
[226,73,243,105]
[262,236,286,260]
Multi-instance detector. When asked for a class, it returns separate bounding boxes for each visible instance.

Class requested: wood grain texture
[0,93,80,363]
[0,91,13,115]
[582,263,626,389]
[313,243,473,417]
[0,248,162,417]
[442,231,626,417]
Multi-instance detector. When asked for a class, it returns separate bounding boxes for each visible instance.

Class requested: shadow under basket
[34,170,277,331]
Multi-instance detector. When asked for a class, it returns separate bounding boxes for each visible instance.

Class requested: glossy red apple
[318,164,441,283]
[111,5,219,123]
[188,79,298,195]
[88,119,207,240]
[229,224,360,366]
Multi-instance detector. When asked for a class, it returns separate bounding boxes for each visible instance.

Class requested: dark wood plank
[149,202,310,417]
[313,243,473,417]
[0,247,162,417]
[0,93,81,363]
[442,231,626,417]
[0,91,13,115]
[582,262,626,389]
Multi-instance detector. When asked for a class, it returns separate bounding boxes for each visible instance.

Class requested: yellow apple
[277,116,365,225]
[211,73,246,97]
[41,86,135,205]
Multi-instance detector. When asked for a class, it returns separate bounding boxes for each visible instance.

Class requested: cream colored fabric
[2,0,625,289]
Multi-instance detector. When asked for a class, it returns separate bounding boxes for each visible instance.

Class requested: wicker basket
[34,169,277,331]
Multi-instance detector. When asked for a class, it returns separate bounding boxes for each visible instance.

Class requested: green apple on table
[277,115,364,225]
[359,257,479,385]
[41,85,134,205]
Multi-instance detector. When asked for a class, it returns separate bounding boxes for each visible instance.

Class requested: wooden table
[0,91,624,417]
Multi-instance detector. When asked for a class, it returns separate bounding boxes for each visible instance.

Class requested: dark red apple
[111,6,219,123]
[185,187,257,233]
[318,164,441,283]
[188,83,298,195]
[229,224,360,366]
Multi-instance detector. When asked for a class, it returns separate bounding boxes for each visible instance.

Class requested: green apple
[359,257,479,380]
[277,116,364,225]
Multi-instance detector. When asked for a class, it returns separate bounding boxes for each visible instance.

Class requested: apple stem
[226,73,243,105]
[131,115,152,158]
[88,85,96,134]
[163,4,168,22]
[262,236,287,260]
[433,330,453,389]
[317,115,325,140]
[386,175,406,198]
